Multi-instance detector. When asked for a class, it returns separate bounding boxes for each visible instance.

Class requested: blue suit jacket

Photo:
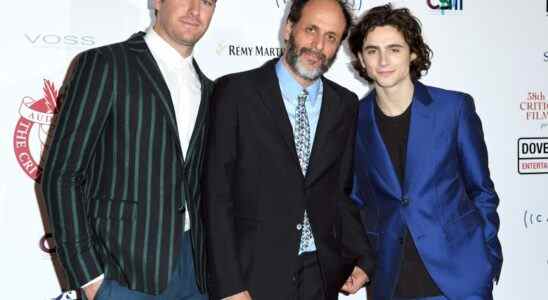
[352,82,502,300]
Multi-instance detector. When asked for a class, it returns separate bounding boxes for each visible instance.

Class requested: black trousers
[289,252,329,300]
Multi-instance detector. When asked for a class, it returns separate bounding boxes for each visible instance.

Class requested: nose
[310,34,325,52]
[188,0,200,16]
[379,50,389,67]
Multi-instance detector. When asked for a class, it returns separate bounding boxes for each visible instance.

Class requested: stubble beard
[284,33,338,81]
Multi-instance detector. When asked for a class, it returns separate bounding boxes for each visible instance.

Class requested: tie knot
[298,89,308,104]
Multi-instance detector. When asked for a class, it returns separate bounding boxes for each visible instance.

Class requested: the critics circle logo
[13,79,59,182]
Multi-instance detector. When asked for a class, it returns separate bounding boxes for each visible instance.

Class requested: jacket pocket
[443,209,482,243]
[88,196,138,222]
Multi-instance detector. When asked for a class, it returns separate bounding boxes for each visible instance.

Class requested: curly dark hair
[348,4,432,83]
[287,0,353,42]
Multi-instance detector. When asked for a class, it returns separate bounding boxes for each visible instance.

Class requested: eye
[326,34,338,43]
[391,48,400,53]
[305,26,316,33]
[201,0,214,7]
[365,49,376,55]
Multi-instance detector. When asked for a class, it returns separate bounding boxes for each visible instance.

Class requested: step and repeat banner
[1,0,547,299]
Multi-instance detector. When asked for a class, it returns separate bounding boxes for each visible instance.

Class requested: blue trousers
[394,293,493,300]
[393,296,448,300]
[92,231,206,300]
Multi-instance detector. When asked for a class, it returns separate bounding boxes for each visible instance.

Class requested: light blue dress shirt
[275,59,323,253]
[275,59,323,150]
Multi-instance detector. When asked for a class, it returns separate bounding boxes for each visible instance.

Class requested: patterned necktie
[296,89,311,174]
[295,89,315,254]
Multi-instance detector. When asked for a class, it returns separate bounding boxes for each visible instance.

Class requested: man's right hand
[222,290,252,300]
[82,278,103,300]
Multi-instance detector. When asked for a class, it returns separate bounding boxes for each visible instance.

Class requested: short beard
[284,33,337,81]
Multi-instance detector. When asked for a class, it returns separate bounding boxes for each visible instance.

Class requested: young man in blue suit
[348,4,502,300]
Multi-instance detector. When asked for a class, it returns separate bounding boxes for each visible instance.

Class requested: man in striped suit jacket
[42,1,216,299]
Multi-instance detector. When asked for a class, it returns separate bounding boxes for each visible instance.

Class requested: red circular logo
[13,79,59,182]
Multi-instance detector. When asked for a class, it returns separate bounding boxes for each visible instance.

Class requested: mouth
[377,70,395,77]
[179,17,201,27]
[300,49,325,66]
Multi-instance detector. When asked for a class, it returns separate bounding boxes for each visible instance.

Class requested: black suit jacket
[42,32,212,295]
[204,59,374,299]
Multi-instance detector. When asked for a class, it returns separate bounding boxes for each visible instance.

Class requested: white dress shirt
[145,27,201,235]
[82,28,201,288]
[145,27,202,162]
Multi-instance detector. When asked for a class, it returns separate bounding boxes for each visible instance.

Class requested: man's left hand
[340,266,370,294]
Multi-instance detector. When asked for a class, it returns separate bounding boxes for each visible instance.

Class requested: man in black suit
[42,0,216,299]
[204,1,374,299]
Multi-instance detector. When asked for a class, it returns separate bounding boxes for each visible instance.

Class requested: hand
[82,278,103,300]
[222,290,252,300]
[340,266,369,294]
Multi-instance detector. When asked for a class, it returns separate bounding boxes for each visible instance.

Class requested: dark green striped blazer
[42,32,212,295]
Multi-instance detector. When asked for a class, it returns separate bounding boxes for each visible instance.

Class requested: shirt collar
[275,59,321,105]
[144,27,194,71]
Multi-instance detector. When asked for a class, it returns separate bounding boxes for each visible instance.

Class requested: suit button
[296,224,302,231]
[399,237,404,245]
[401,196,409,206]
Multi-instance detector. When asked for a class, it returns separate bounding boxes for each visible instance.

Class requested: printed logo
[519,91,548,130]
[50,291,78,300]
[517,137,548,174]
[275,0,287,8]
[544,51,548,62]
[13,79,60,181]
[216,41,284,57]
[275,0,364,11]
[427,0,463,14]
[523,209,548,229]
[40,233,56,254]
[24,33,95,48]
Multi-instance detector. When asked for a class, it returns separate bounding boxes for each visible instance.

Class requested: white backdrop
[1,1,547,299]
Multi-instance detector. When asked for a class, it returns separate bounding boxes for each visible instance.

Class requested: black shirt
[374,100,442,298]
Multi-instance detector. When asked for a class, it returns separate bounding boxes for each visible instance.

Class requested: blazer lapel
[361,91,402,199]
[304,80,343,187]
[403,82,434,194]
[127,32,185,165]
[255,59,301,171]
[186,59,212,165]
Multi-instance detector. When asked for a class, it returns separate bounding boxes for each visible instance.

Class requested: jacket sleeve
[41,48,114,289]
[456,94,503,282]
[203,77,246,298]
[339,96,376,278]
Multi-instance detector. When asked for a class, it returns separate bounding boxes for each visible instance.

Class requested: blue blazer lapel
[361,91,401,199]
[403,82,434,193]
